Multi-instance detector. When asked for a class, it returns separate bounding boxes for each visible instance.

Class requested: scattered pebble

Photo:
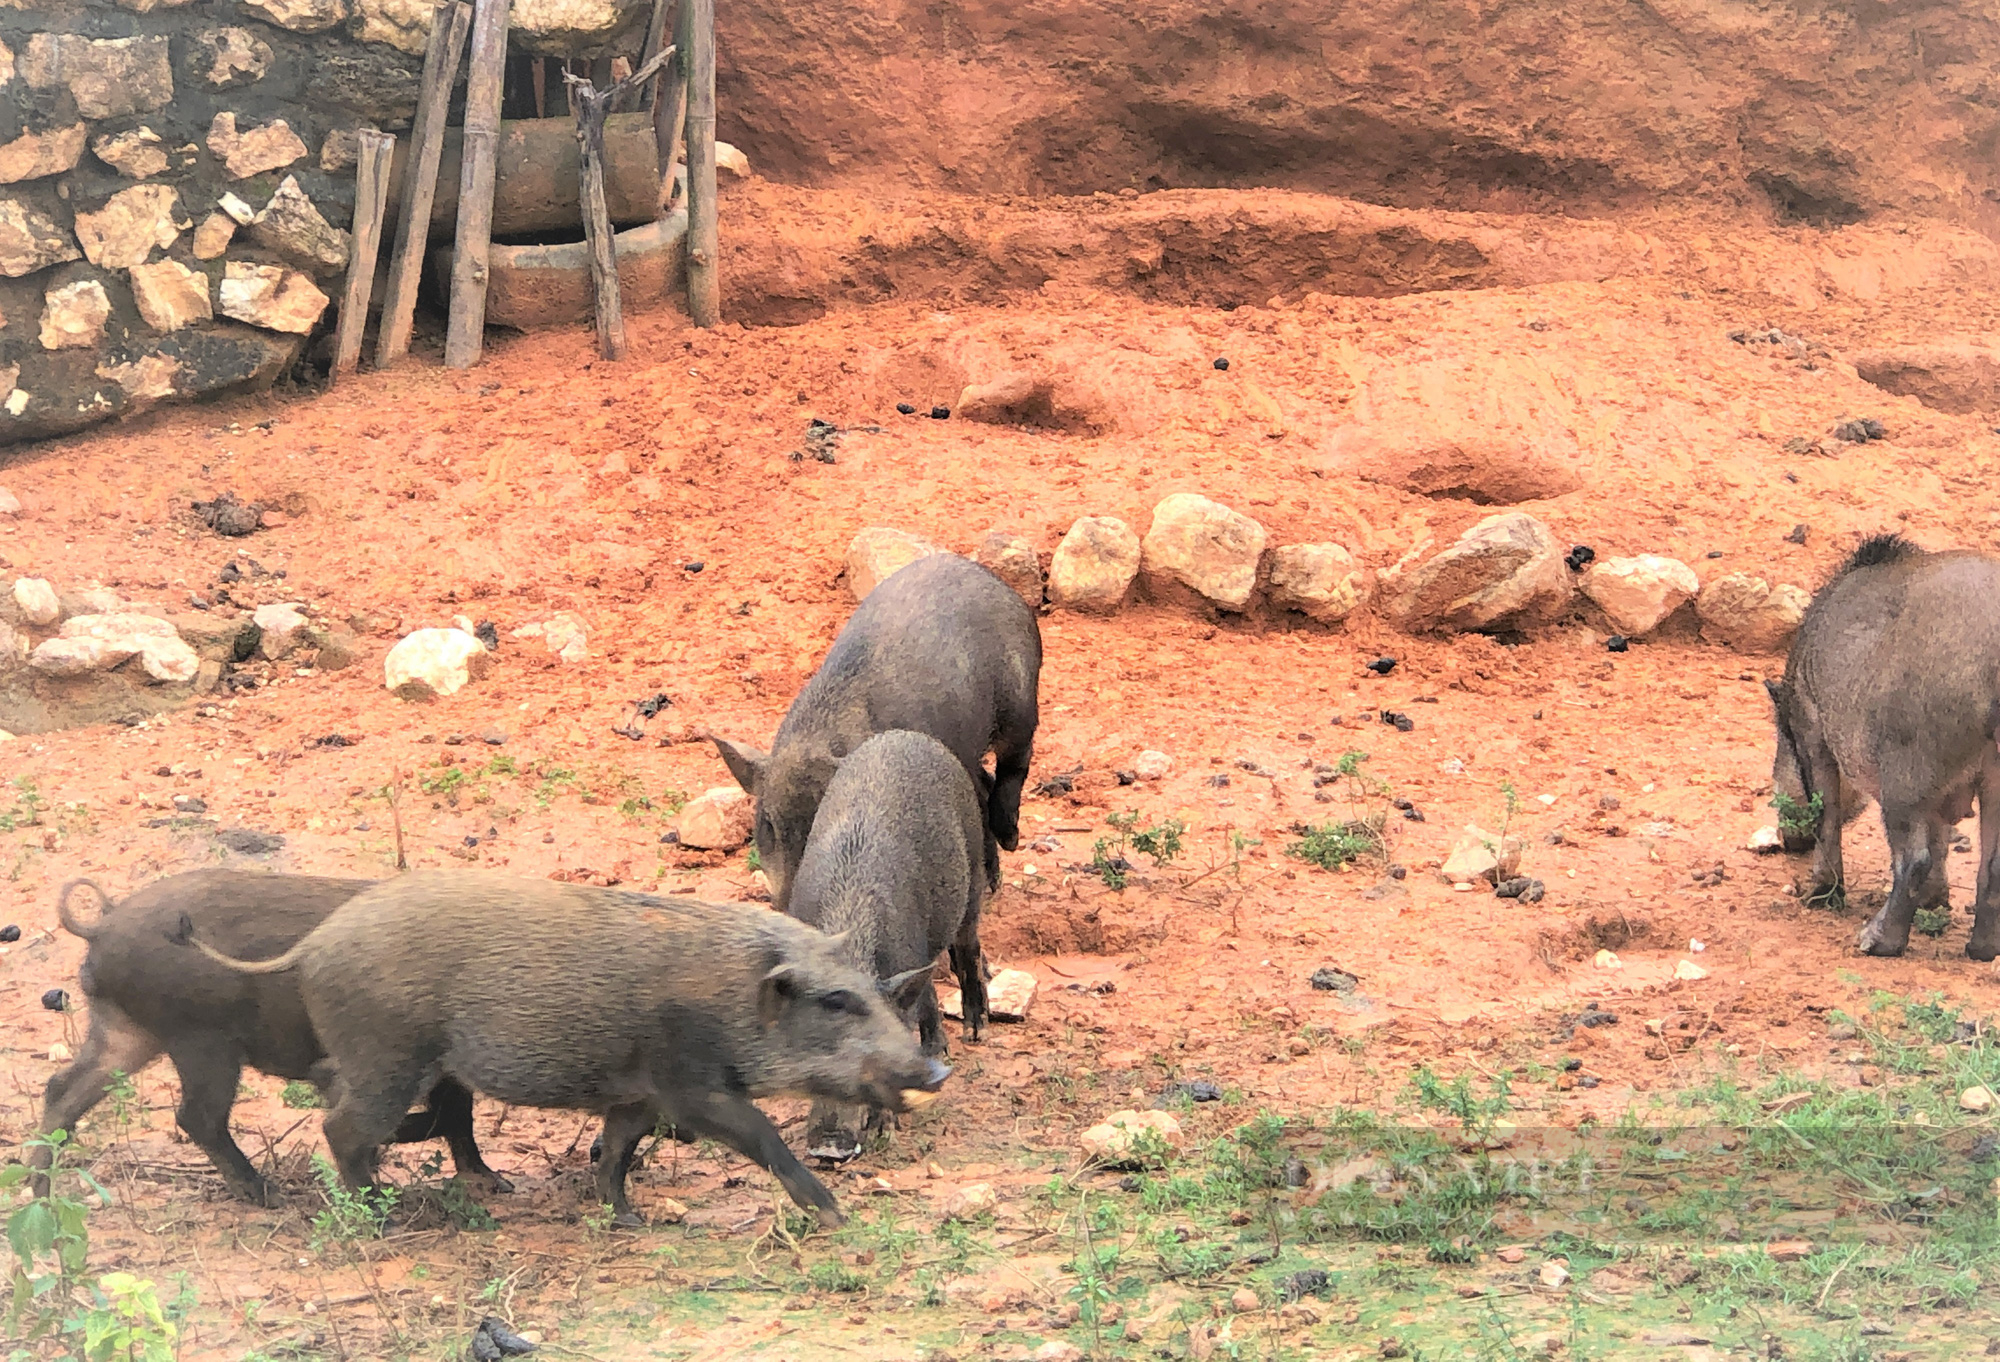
[1381,710,1414,732]
[1309,965,1359,993]
[940,1182,998,1221]
[1207,773,1230,787]
[1961,1085,1996,1113]
[1080,1109,1182,1165]
[929,406,951,420]
[1576,1005,1619,1027]
[1690,937,1706,952]
[41,988,68,1012]
[1163,1080,1224,1103]
[896,403,916,415]
[1748,825,1784,852]
[1605,635,1629,652]
[1212,357,1230,371]
[0,925,18,943]
[1365,656,1397,675]
[1230,1287,1260,1313]
[1538,1259,1571,1288]
[1133,749,1172,780]
[683,561,704,572]
[1784,523,1809,545]
[1494,876,1545,902]
[474,620,499,651]
[1675,959,1709,981]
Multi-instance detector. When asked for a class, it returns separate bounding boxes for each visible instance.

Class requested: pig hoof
[1856,917,1909,957]
[470,1171,514,1194]
[613,1211,644,1230]
[807,1138,862,1164]
[1967,937,1999,962]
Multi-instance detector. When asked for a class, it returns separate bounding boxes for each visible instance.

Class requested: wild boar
[39,870,498,1204]
[186,872,949,1225]
[1767,534,2000,960]
[711,553,1040,913]
[786,729,987,1159]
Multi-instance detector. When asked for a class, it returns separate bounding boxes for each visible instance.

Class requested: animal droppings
[1213,357,1230,370]
[1382,711,1415,732]
[929,406,951,419]
[1606,635,1629,652]
[41,988,68,1011]
[0,925,20,942]
[1565,545,1596,571]
[1309,965,1359,993]
[896,402,916,415]
[1365,656,1397,675]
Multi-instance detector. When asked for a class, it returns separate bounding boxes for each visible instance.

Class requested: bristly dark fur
[1834,533,1923,580]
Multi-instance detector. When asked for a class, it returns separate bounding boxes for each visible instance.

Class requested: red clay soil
[2,183,1999,1356]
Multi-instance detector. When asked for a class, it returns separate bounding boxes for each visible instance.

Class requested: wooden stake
[624,0,672,115]
[331,130,396,380]
[564,46,677,362]
[682,0,718,326]
[655,44,687,212]
[444,0,511,369]
[375,0,471,369]
[532,55,546,118]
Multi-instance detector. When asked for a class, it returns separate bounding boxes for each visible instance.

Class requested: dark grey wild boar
[1767,534,2000,960]
[39,870,499,1204]
[711,553,1041,913]
[786,729,987,1160]
[187,872,949,1226]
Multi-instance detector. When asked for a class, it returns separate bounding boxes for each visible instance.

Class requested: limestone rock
[196,28,274,87]
[21,35,174,120]
[1581,555,1699,636]
[39,280,112,351]
[1849,344,2000,416]
[1748,825,1784,853]
[30,637,123,676]
[987,968,1036,1021]
[1266,542,1365,623]
[716,141,750,177]
[92,128,169,180]
[40,612,182,678]
[129,260,212,333]
[1441,825,1524,885]
[348,0,437,53]
[0,618,25,671]
[137,633,199,683]
[1080,1109,1181,1165]
[218,261,330,334]
[243,0,348,31]
[1697,573,1809,653]
[74,185,183,269]
[0,486,18,516]
[383,627,489,700]
[1134,750,1171,780]
[248,177,350,275]
[252,601,309,659]
[1387,512,1572,633]
[59,611,174,645]
[1047,515,1140,612]
[191,213,236,260]
[65,586,125,616]
[13,577,59,625]
[0,199,81,277]
[510,611,589,662]
[1140,493,1268,611]
[0,123,86,185]
[507,0,651,56]
[95,354,180,401]
[845,526,945,601]
[318,127,374,173]
[972,530,1043,607]
[940,1182,996,1222]
[676,786,754,849]
[954,370,1040,424]
[206,112,307,180]
[1959,1085,1996,1113]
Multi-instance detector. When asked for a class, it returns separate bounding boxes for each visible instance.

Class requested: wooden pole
[444,0,511,369]
[683,0,718,326]
[655,44,686,212]
[564,47,676,362]
[376,0,471,369]
[625,0,671,114]
[332,130,396,380]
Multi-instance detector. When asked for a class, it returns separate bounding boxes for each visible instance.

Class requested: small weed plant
[1091,810,1188,889]
[308,1155,396,1249]
[1772,790,1823,837]
[1286,750,1390,871]
[279,1080,321,1110]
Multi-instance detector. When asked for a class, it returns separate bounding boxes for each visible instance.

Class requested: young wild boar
[39,871,499,1204]
[1767,534,2000,960]
[785,729,987,1160]
[710,553,1041,913]
[187,872,950,1226]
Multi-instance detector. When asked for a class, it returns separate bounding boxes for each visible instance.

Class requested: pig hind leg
[36,1005,162,1193]
[988,723,1035,854]
[593,1102,658,1226]
[321,1058,435,1195]
[165,1040,272,1203]
[1858,803,1949,958]
[389,1078,512,1192]
[1968,760,2000,961]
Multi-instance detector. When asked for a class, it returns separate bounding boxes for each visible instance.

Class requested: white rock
[1031,1343,1083,1362]
[1441,824,1523,884]
[1047,515,1140,612]
[73,184,183,269]
[529,610,590,663]
[252,601,309,659]
[1593,949,1622,970]
[1140,492,1268,611]
[218,261,329,334]
[138,633,199,683]
[0,486,18,516]
[676,786,754,849]
[845,526,945,601]
[39,279,112,350]
[13,576,59,625]
[1748,825,1784,853]
[1539,1260,1571,1289]
[1581,555,1700,636]
[1698,573,1810,653]
[1674,959,1708,981]
[987,967,1037,1021]
[1079,1109,1182,1164]
[59,611,174,644]
[1388,512,1572,633]
[1266,542,1365,622]
[242,0,347,29]
[30,636,128,676]
[383,627,490,700]
[128,259,211,332]
[1134,750,1172,781]
[715,141,750,177]
[939,1182,997,1221]
[1959,1085,1996,1113]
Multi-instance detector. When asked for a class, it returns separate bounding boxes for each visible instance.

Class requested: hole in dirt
[1128,222,1493,309]
[1749,171,1865,228]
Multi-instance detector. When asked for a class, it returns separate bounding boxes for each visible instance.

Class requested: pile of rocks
[846,502,1810,653]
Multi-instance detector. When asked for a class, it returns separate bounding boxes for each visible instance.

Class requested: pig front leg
[1969,768,2000,962]
[681,1090,842,1224]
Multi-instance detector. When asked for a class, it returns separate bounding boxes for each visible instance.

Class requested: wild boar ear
[822,927,855,954]
[882,965,935,1012]
[1763,679,1783,702]
[758,961,802,1025]
[712,737,769,795]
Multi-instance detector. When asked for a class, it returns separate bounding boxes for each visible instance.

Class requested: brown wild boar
[1768,533,2000,960]
[186,872,949,1225]
[39,871,499,1203]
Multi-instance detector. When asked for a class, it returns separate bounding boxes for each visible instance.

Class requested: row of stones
[2,573,314,687]
[846,497,1808,651]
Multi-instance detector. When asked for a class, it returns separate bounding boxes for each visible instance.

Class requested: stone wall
[0,0,649,448]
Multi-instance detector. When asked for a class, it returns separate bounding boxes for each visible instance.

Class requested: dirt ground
[2,185,1999,1362]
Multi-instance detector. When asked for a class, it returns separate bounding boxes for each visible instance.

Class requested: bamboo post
[564,46,677,362]
[683,0,718,326]
[331,131,396,380]
[376,0,471,369]
[622,0,672,115]
[444,0,511,369]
